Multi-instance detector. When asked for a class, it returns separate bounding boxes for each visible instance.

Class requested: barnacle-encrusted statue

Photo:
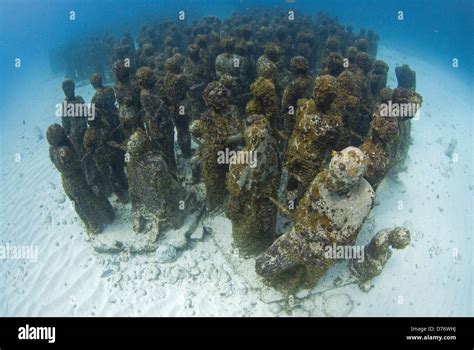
[256,43,279,81]
[360,82,422,189]
[47,124,114,234]
[388,86,423,172]
[281,56,314,135]
[138,42,157,69]
[351,227,411,285]
[214,37,251,112]
[90,73,120,133]
[395,64,416,91]
[61,79,111,197]
[136,66,177,173]
[368,60,389,99]
[226,114,281,256]
[330,49,376,138]
[245,77,279,130]
[163,53,192,158]
[126,129,198,233]
[111,32,137,74]
[215,37,245,79]
[183,43,211,121]
[112,60,143,142]
[60,79,87,157]
[256,147,375,289]
[190,81,243,212]
[256,43,290,98]
[285,75,343,199]
[359,112,398,189]
[83,118,129,203]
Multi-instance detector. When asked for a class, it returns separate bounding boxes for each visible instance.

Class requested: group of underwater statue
[47,9,422,290]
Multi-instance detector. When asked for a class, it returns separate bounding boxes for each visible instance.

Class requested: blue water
[1,0,472,100]
[0,0,472,317]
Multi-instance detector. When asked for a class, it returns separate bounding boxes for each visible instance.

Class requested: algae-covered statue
[112,60,143,142]
[368,60,389,99]
[360,72,422,189]
[226,114,281,256]
[83,118,129,203]
[60,79,88,157]
[214,37,252,112]
[245,77,279,131]
[281,56,314,136]
[395,64,416,91]
[60,78,111,197]
[256,43,279,81]
[90,73,120,134]
[47,123,114,234]
[183,43,211,121]
[136,66,177,173]
[126,129,198,233]
[190,81,243,212]
[215,37,245,80]
[256,147,374,289]
[285,75,343,200]
[256,43,290,99]
[351,227,411,285]
[163,53,192,158]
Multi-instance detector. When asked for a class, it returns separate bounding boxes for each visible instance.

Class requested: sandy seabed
[0,44,472,317]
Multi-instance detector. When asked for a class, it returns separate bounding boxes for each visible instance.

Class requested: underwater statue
[331,70,362,148]
[193,34,214,79]
[281,56,314,136]
[126,129,197,233]
[360,84,422,189]
[60,78,111,197]
[295,30,317,68]
[368,60,389,98]
[163,53,192,158]
[112,60,143,142]
[190,81,243,212]
[256,146,375,289]
[256,43,279,81]
[60,79,88,157]
[135,66,177,173]
[389,86,423,171]
[183,43,211,121]
[214,37,251,112]
[347,51,377,137]
[112,32,137,74]
[245,77,279,131]
[90,73,120,134]
[395,64,416,91]
[138,42,157,69]
[325,52,345,77]
[215,37,244,79]
[47,124,114,234]
[83,118,129,203]
[285,75,343,200]
[256,43,291,99]
[351,227,411,285]
[226,114,281,256]
[359,111,398,189]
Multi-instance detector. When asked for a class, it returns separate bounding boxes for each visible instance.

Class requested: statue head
[61,79,75,100]
[90,73,103,89]
[46,123,68,147]
[326,146,367,193]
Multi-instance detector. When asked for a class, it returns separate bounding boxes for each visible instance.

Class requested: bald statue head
[326,146,367,193]
[62,79,75,100]
[46,123,68,147]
